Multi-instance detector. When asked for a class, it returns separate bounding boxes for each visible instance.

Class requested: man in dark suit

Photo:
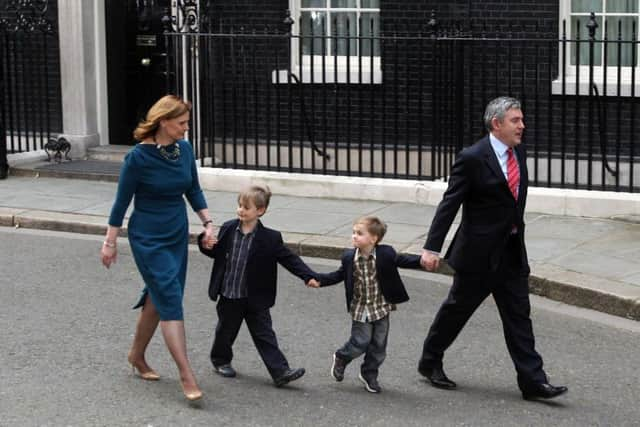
[419,96,567,401]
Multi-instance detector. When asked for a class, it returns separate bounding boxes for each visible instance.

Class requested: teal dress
[108,140,207,320]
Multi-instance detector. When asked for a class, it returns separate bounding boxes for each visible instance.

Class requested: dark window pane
[605,16,637,66]
[571,16,603,65]
[302,0,326,7]
[360,12,380,56]
[571,0,603,13]
[301,11,327,55]
[331,0,357,8]
[331,12,357,55]
[607,0,637,13]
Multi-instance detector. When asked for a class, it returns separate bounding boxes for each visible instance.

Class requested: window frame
[555,0,640,96]
[276,0,382,84]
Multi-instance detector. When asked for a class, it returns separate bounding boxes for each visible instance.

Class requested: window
[556,0,640,95]
[275,0,381,83]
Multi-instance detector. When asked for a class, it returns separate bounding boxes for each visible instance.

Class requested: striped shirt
[221,225,256,299]
[350,248,396,322]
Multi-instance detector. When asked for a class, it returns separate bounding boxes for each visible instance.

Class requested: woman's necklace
[156,142,181,161]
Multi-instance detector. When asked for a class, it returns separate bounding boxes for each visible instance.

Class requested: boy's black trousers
[210,296,290,378]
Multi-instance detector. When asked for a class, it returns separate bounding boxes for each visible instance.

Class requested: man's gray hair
[483,96,521,131]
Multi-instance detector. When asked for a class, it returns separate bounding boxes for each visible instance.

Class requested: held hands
[420,249,440,272]
[306,278,321,288]
[202,225,218,249]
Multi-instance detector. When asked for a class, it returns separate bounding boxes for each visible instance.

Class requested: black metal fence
[165,13,639,192]
[0,0,61,155]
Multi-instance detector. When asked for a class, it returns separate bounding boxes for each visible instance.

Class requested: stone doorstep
[2,213,639,322]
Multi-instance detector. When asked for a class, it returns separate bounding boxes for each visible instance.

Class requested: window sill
[271,68,383,84]
[552,78,640,97]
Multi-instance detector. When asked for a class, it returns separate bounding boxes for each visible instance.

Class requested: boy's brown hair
[238,184,272,214]
[354,215,387,244]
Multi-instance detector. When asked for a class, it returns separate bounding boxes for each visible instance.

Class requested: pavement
[2,158,640,321]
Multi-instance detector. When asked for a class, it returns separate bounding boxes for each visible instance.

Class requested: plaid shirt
[221,225,256,299]
[350,248,395,322]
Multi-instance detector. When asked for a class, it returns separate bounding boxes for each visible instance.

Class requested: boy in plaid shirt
[307,216,422,393]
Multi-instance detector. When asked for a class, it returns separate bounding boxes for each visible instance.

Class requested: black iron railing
[164,11,639,193]
[0,0,60,156]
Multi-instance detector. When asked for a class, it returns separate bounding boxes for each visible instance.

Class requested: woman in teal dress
[100,95,215,402]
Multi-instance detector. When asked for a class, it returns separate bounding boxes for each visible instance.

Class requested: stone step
[86,145,130,162]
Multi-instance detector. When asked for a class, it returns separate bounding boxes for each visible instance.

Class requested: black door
[105,0,170,145]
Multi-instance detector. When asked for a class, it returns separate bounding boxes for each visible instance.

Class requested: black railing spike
[587,12,598,40]
[427,10,437,37]
[283,9,294,33]
[161,6,172,33]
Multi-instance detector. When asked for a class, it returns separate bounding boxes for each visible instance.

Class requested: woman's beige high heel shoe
[183,389,203,402]
[129,363,160,381]
[181,383,203,402]
[182,387,204,402]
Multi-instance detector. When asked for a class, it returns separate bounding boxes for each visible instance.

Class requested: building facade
[1,0,638,191]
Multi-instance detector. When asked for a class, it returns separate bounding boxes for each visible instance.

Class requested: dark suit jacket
[424,135,530,275]
[317,244,421,312]
[198,219,316,310]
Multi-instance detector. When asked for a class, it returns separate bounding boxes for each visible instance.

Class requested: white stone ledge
[198,168,640,218]
[7,150,48,165]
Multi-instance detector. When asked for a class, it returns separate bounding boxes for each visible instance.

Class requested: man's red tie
[507,148,519,200]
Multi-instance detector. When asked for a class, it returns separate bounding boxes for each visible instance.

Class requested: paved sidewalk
[2,167,640,321]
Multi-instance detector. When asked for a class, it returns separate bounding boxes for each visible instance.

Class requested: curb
[529,275,640,321]
[2,213,639,322]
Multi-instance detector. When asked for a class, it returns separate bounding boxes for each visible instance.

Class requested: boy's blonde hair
[238,184,272,213]
[354,215,387,244]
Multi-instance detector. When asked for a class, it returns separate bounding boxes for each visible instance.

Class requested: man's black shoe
[418,364,457,389]
[522,383,568,401]
[213,363,237,378]
[331,353,348,382]
[274,367,305,387]
[358,373,381,393]
[0,165,7,180]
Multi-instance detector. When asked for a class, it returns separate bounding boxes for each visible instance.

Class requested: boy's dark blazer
[317,244,421,311]
[198,218,315,310]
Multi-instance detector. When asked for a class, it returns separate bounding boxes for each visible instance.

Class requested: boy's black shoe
[331,353,348,382]
[358,373,381,393]
[213,363,237,378]
[274,367,305,387]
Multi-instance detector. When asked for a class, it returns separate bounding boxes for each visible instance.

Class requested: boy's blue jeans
[336,315,390,379]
